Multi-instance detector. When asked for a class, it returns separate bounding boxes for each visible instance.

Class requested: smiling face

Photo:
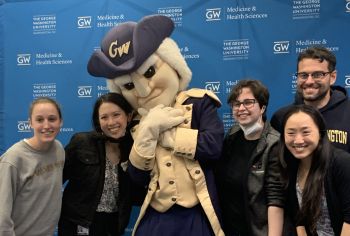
[284,111,320,160]
[232,87,263,127]
[98,102,130,139]
[108,55,180,111]
[29,102,62,149]
[297,58,336,108]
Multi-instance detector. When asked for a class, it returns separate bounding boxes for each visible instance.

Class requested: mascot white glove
[134,104,185,156]
[158,128,176,150]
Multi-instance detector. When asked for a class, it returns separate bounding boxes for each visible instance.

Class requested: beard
[298,84,329,102]
[303,89,328,102]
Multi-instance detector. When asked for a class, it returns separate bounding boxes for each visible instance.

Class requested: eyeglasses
[295,71,333,80]
[232,99,256,110]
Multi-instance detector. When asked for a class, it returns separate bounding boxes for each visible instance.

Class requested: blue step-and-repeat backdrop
[1,0,350,235]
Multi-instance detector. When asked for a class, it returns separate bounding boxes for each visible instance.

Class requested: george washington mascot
[88,15,224,236]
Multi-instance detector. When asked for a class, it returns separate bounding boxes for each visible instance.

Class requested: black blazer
[59,130,145,235]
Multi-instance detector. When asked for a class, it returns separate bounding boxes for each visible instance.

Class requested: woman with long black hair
[277,104,350,236]
[58,93,144,236]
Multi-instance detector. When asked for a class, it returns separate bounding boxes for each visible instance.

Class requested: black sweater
[285,147,350,236]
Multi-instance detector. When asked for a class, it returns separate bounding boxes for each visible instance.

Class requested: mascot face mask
[108,55,180,111]
[88,15,192,111]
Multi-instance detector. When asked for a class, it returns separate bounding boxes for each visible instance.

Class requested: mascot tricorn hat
[87,15,192,91]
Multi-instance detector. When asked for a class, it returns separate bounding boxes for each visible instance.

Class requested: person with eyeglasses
[215,79,287,236]
[271,46,350,153]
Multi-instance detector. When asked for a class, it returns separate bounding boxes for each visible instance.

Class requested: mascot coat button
[195,170,201,174]
[166,162,172,167]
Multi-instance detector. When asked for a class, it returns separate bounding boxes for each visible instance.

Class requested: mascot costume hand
[134,104,185,157]
[88,14,225,236]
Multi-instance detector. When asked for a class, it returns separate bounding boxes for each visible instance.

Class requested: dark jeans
[58,211,119,236]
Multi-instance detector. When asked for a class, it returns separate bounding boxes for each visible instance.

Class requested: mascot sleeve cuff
[129,145,155,171]
[173,127,198,160]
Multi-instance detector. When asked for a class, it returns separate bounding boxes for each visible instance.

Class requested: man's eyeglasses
[231,99,256,110]
[295,71,333,80]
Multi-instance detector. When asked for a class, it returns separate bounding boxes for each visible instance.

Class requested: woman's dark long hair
[278,104,331,234]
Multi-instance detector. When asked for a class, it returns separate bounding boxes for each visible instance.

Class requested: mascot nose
[132,74,151,97]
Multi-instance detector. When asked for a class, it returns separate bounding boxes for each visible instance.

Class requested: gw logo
[77,16,92,29]
[206,8,221,21]
[18,121,31,132]
[346,1,350,12]
[109,40,131,58]
[17,54,31,66]
[78,86,93,98]
[205,82,220,93]
[273,41,290,54]
[345,75,350,87]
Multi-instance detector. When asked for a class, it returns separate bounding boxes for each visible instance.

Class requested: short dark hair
[227,79,269,121]
[297,46,336,72]
[92,92,133,132]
